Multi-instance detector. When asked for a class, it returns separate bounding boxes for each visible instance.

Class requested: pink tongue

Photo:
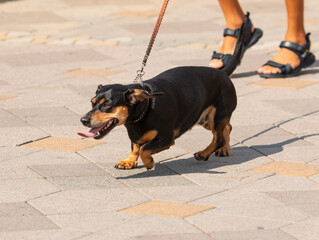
[77,126,102,138]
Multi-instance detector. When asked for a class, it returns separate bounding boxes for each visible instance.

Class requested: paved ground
[0,0,319,239]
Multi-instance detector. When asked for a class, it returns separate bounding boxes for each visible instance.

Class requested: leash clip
[134,63,146,86]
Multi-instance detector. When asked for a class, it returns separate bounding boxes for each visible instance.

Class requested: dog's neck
[127,98,150,124]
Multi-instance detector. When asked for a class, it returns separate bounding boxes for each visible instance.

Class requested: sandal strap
[279,33,311,59]
[263,60,293,74]
[223,12,252,42]
[212,51,224,59]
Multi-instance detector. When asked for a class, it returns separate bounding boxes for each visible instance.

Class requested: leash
[133,0,170,86]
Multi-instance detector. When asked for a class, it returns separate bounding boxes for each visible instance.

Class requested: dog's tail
[222,18,247,76]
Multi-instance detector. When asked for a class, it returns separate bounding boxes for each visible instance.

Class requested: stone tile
[0,12,66,24]
[249,78,318,90]
[0,146,38,163]
[0,230,88,240]
[0,95,17,100]
[91,40,119,46]
[130,233,213,240]
[47,175,126,190]
[114,11,159,19]
[101,215,202,235]
[0,127,49,147]
[103,163,195,188]
[48,212,141,232]
[250,161,319,177]
[0,109,29,128]
[186,211,290,232]
[254,145,319,163]
[267,98,319,115]
[29,193,137,215]
[210,229,297,240]
[279,116,319,135]
[21,136,105,152]
[281,217,319,240]
[0,202,42,217]
[137,185,224,203]
[235,175,319,192]
[61,68,125,77]
[121,200,214,218]
[0,178,59,203]
[30,163,106,177]
[0,49,108,67]
[0,215,59,232]
[0,165,41,180]
[266,190,319,204]
[8,106,80,127]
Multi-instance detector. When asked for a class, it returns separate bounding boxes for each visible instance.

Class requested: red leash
[134,0,170,86]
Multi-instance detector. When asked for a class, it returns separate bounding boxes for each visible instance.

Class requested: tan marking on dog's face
[99,98,105,104]
[90,106,128,127]
[91,98,96,104]
[137,130,158,144]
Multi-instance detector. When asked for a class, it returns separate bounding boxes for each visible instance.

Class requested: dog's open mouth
[78,118,119,139]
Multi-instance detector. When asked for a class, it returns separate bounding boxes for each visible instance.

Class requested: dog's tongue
[77,127,101,138]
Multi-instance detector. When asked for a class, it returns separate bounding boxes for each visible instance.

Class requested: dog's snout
[81,117,91,126]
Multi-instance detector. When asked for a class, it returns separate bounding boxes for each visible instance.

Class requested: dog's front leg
[139,137,174,170]
[115,143,140,169]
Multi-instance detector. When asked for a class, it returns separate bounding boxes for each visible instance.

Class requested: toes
[194,152,208,161]
[114,161,137,170]
[209,60,224,69]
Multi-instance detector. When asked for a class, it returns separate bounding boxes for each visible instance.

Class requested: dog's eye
[100,105,111,112]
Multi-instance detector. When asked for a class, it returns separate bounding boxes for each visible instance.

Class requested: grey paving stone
[0,230,88,240]
[137,185,224,203]
[30,163,106,177]
[9,106,80,127]
[0,165,41,180]
[185,211,291,232]
[130,233,214,240]
[0,178,60,203]
[48,212,141,232]
[254,145,319,163]
[0,49,109,67]
[0,216,59,232]
[0,146,38,163]
[0,126,49,147]
[210,229,297,240]
[267,98,319,116]
[0,12,66,25]
[266,190,319,205]
[281,217,319,240]
[103,162,195,188]
[47,175,127,190]
[0,108,29,128]
[0,202,42,217]
[101,215,201,235]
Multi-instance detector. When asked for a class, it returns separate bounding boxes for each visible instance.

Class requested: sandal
[210,12,263,73]
[259,33,316,78]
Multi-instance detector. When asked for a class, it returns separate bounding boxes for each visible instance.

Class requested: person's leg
[209,0,249,68]
[258,0,306,75]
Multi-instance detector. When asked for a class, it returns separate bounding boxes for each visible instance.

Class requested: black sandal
[210,12,263,71]
[259,33,316,78]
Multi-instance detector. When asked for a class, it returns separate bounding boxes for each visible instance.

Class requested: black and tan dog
[78,22,246,170]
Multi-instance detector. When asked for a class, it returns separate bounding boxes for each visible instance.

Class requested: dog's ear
[124,89,164,104]
[95,84,103,94]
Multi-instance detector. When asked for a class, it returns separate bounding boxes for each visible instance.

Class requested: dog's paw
[215,147,230,157]
[114,160,137,170]
[194,152,209,161]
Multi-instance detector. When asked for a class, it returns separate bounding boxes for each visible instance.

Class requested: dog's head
[78,84,163,139]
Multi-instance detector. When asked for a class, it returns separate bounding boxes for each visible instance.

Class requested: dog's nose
[80,117,91,126]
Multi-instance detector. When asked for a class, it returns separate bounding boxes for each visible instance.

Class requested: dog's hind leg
[215,123,232,157]
[115,143,140,169]
[194,109,229,161]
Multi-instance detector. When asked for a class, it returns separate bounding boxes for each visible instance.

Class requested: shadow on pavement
[116,133,318,179]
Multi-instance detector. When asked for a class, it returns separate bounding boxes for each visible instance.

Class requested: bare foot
[258,38,306,75]
[209,25,254,69]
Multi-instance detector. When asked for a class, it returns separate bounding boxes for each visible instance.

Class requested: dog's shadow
[115,133,318,179]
